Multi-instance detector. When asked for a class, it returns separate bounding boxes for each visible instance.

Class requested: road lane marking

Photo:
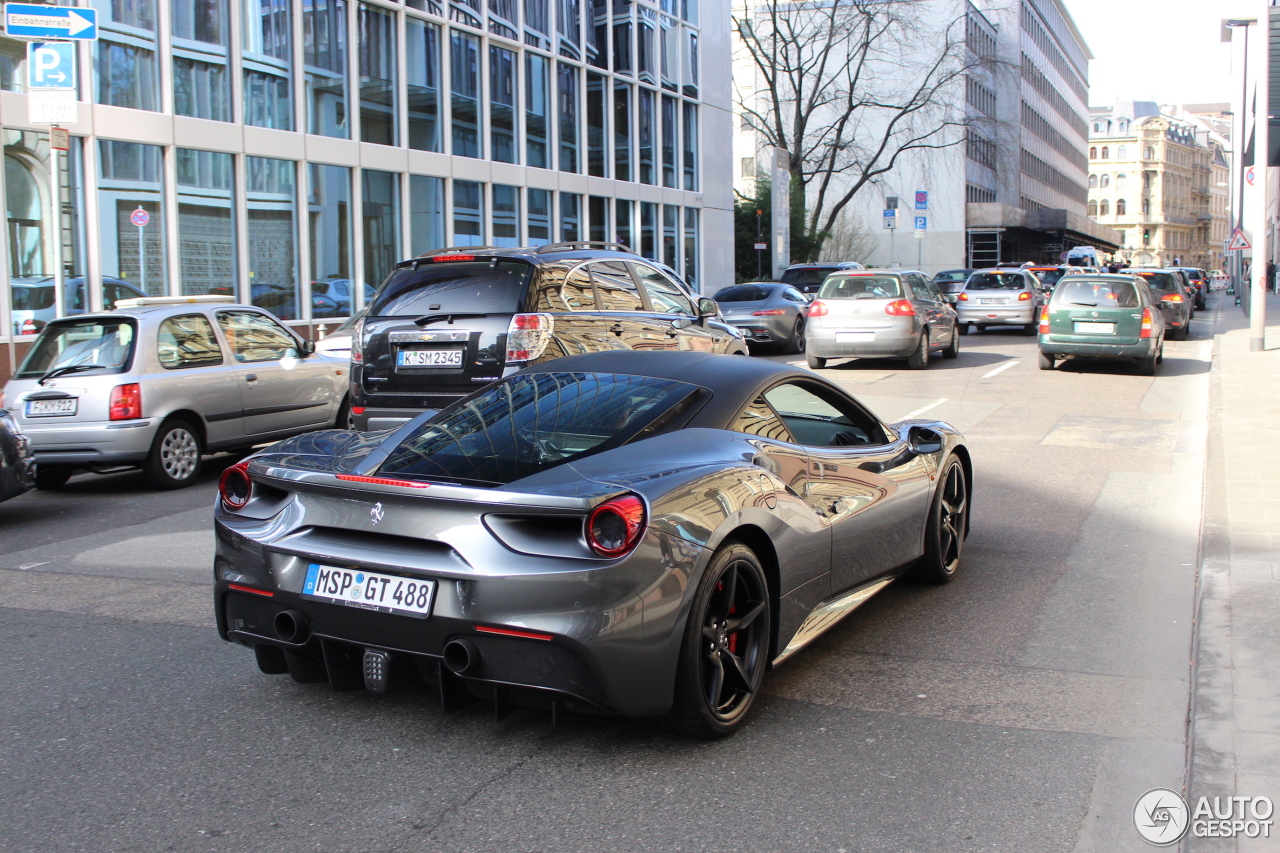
[897,398,948,420]
[982,360,1019,379]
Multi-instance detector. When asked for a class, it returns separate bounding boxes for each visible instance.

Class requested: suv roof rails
[415,246,507,258]
[533,241,628,254]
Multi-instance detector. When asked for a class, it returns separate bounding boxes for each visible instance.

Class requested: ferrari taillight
[1140,308,1154,338]
[219,461,252,510]
[586,494,647,558]
[806,301,829,317]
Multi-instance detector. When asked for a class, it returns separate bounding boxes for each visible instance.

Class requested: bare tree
[734,0,992,260]
[819,213,878,265]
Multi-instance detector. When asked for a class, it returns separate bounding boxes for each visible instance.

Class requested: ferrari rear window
[377,372,699,486]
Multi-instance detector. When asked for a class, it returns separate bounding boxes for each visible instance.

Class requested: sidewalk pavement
[1187,290,1280,852]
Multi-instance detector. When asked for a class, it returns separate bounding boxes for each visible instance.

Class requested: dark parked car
[1170,267,1208,310]
[215,351,971,736]
[780,262,864,294]
[713,282,810,353]
[932,269,974,294]
[1038,275,1165,374]
[1130,269,1192,339]
[350,243,747,431]
[0,408,35,503]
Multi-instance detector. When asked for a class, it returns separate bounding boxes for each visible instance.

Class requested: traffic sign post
[4,3,97,39]
[27,42,75,88]
[132,208,150,294]
[913,216,927,230]
[915,191,928,210]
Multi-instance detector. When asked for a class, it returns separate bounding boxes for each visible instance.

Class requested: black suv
[350,243,748,430]
[779,262,864,294]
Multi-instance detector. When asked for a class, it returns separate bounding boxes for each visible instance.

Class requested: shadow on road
[1051,355,1209,377]
[822,349,1011,371]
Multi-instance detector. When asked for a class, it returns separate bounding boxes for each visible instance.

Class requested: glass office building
[0,0,731,373]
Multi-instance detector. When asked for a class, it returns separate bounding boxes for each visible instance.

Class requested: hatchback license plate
[302,563,436,619]
[1074,321,1115,334]
[979,298,1005,305]
[398,348,463,367]
[25,398,77,417]
[835,332,875,343]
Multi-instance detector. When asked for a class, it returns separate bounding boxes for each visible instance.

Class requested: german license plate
[25,398,77,417]
[979,298,1004,305]
[397,348,463,367]
[1074,321,1115,334]
[302,563,436,618]
[835,332,875,343]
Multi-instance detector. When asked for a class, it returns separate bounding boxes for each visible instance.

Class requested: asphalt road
[0,297,1219,853]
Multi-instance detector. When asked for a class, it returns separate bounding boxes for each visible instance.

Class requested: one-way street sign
[4,3,97,40]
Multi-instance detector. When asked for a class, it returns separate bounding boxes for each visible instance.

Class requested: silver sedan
[713,282,810,353]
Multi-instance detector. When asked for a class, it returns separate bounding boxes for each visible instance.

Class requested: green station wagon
[1038,275,1165,375]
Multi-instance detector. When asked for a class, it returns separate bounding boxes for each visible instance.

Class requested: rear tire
[336,396,353,430]
[33,465,73,490]
[964,323,977,336]
[1137,351,1158,376]
[806,352,827,370]
[658,541,771,738]
[1022,321,1038,336]
[783,318,806,355]
[909,455,968,584]
[1038,352,1055,370]
[906,330,930,370]
[144,418,203,489]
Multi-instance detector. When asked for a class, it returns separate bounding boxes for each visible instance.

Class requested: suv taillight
[350,317,365,364]
[109,384,142,420]
[806,301,829,317]
[586,494,647,557]
[506,313,554,363]
[219,461,252,510]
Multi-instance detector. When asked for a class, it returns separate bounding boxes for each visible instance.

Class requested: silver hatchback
[2,297,349,490]
[804,269,960,370]
[955,269,1044,334]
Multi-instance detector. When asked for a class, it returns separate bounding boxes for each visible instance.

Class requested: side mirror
[299,340,316,356]
[907,425,944,455]
[697,297,718,320]
[941,292,958,304]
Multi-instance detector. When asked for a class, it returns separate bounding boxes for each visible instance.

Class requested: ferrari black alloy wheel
[662,542,771,737]
[911,455,968,584]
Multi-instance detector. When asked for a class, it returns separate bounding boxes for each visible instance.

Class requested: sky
[1065,0,1249,108]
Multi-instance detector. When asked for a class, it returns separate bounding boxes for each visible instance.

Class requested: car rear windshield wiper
[413,312,490,327]
[1068,301,1097,307]
[38,364,105,386]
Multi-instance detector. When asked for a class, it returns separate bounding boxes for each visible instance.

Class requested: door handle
[609,323,624,336]
[245,374,258,382]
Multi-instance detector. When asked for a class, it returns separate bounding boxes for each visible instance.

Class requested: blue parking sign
[27,42,75,89]
[914,216,927,230]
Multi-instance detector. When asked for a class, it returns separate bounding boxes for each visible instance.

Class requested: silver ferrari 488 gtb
[214,351,971,737]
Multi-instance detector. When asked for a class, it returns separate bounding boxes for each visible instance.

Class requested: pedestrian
[1270,260,1277,293]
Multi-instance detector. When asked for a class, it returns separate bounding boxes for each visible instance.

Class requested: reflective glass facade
[0,0,719,365]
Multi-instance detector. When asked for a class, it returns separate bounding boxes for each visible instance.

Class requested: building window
[243,0,294,130]
[247,156,298,317]
[98,141,166,297]
[451,30,482,158]
[558,62,580,172]
[660,94,678,188]
[1142,199,1150,215]
[173,0,231,122]
[640,200,657,259]
[614,81,633,181]
[308,163,352,319]
[1117,173,1127,188]
[454,179,484,243]
[491,46,519,164]
[588,195,609,242]
[1100,174,1110,188]
[527,188,552,243]
[526,53,550,168]
[1100,200,1109,216]
[1117,199,1127,215]
[406,19,442,151]
[358,4,398,145]
[96,41,160,112]
[683,207,697,289]
[177,149,236,298]
[409,174,445,257]
[1089,146,1097,159]
[304,0,350,138]
[362,169,400,302]
[560,192,581,242]
[662,204,678,268]
[1087,200,1097,216]
[616,197,633,250]
[1144,145,1154,159]
[638,87,656,184]
[682,101,697,191]
[1101,147,1109,159]
[1117,145,1127,158]
[1143,173,1152,189]
[1088,174,1097,189]
[493,184,521,247]
[587,73,608,177]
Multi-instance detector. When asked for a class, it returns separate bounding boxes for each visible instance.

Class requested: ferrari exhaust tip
[273,609,310,644]
[443,638,479,674]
